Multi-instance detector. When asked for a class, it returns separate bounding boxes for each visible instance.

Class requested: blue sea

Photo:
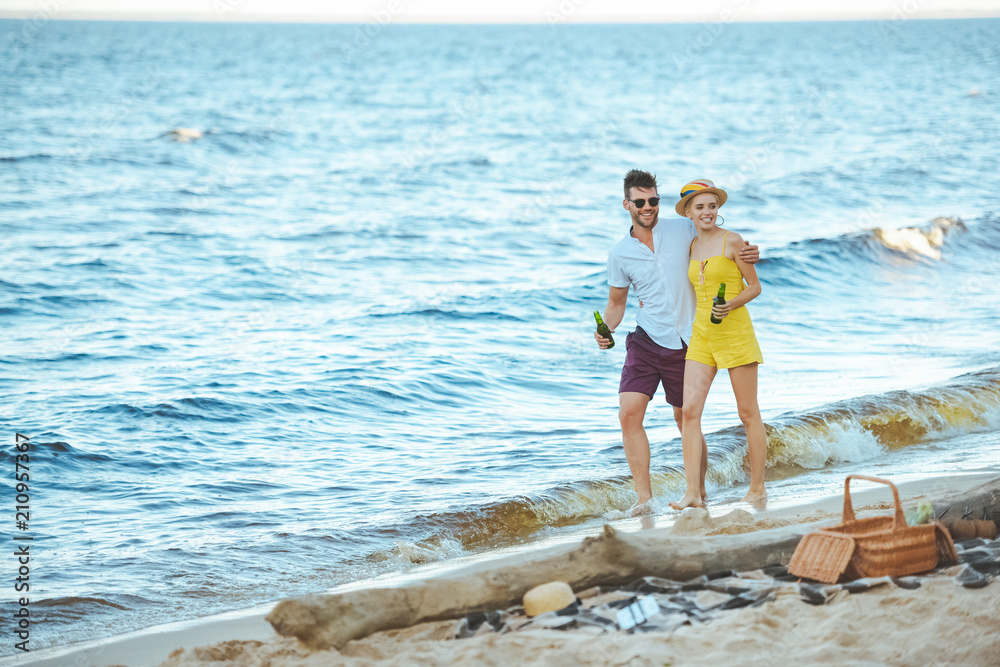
[2,17,1000,657]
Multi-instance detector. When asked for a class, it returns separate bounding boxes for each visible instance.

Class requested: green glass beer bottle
[594,311,614,349]
[710,283,726,325]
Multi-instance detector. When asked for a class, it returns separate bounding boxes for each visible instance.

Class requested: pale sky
[1,0,999,21]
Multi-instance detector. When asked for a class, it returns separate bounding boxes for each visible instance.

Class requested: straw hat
[522,581,576,616]
[675,179,728,216]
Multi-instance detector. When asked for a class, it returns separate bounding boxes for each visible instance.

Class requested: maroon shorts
[618,326,687,407]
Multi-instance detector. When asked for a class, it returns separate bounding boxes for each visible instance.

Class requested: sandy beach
[17,471,1000,667]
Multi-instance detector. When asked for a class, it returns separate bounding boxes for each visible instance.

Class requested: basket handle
[842,475,907,529]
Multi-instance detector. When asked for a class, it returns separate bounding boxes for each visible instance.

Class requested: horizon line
[2,9,1000,24]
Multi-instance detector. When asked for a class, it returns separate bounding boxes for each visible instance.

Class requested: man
[595,170,758,514]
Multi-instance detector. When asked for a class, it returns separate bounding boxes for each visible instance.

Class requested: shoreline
[12,470,999,667]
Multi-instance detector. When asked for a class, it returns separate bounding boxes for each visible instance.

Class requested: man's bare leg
[620,391,653,511]
[673,406,708,502]
[670,360,716,510]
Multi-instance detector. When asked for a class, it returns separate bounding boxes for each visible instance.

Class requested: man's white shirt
[606,218,698,350]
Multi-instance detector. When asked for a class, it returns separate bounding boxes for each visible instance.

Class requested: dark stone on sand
[555,601,581,616]
[719,593,759,610]
[968,560,1000,576]
[709,585,752,596]
[799,583,837,605]
[459,609,505,636]
[763,564,789,578]
[607,597,637,610]
[955,538,990,551]
[957,565,989,589]
[631,576,682,594]
[706,570,737,581]
[843,577,892,594]
[958,549,991,563]
[465,612,487,632]
[892,577,922,590]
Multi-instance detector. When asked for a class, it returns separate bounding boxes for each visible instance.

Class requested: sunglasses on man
[626,197,660,208]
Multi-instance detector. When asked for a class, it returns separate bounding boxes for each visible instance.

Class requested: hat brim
[675,188,727,217]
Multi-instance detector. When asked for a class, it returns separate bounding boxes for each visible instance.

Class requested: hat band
[680,181,714,198]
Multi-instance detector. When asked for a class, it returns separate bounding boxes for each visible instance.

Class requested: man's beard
[633,210,658,230]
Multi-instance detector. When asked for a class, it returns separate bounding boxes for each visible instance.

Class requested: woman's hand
[712,301,732,320]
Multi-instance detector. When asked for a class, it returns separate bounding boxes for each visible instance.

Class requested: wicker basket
[788,475,955,584]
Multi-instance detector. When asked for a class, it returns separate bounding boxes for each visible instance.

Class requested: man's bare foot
[741,488,767,509]
[669,493,705,511]
[701,489,708,503]
[628,500,654,517]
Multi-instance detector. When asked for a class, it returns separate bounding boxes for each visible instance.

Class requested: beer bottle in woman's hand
[710,283,726,324]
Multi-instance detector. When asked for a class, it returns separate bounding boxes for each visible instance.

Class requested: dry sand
[155,576,1000,667]
[15,472,1000,667]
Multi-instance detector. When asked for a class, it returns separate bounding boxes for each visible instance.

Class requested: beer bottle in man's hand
[710,284,726,324]
[594,311,614,349]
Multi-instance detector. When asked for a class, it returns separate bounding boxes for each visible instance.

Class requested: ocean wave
[765,215,988,273]
[768,366,1000,466]
[873,216,966,260]
[369,308,526,322]
[92,399,249,423]
[0,153,54,162]
[356,366,1000,568]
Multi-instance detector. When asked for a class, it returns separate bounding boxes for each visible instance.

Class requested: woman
[669,179,767,510]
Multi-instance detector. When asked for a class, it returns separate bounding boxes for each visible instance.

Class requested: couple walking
[595,170,767,513]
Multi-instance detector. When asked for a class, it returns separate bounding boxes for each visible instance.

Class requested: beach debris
[453,611,507,639]
[841,576,894,593]
[671,507,714,535]
[522,581,577,617]
[161,128,204,142]
[891,576,922,590]
[267,478,1000,652]
[905,500,935,525]
[956,539,1000,577]
[799,582,840,605]
[614,595,659,630]
[943,519,998,540]
[449,538,1000,639]
[954,564,989,589]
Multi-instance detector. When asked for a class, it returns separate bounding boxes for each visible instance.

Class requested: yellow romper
[686,232,764,369]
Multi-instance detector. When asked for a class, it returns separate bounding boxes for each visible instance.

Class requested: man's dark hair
[623,169,658,198]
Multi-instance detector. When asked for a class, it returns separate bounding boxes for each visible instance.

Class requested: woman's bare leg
[728,363,767,506]
[670,360,716,510]
[673,406,708,502]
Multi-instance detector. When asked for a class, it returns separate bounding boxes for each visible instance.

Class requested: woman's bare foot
[741,488,767,509]
[628,500,655,517]
[669,493,705,511]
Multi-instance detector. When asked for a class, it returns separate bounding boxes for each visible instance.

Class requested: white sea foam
[392,537,465,564]
[772,420,886,469]
[873,217,963,259]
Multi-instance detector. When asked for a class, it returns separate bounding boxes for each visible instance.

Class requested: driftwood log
[266,477,1000,651]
